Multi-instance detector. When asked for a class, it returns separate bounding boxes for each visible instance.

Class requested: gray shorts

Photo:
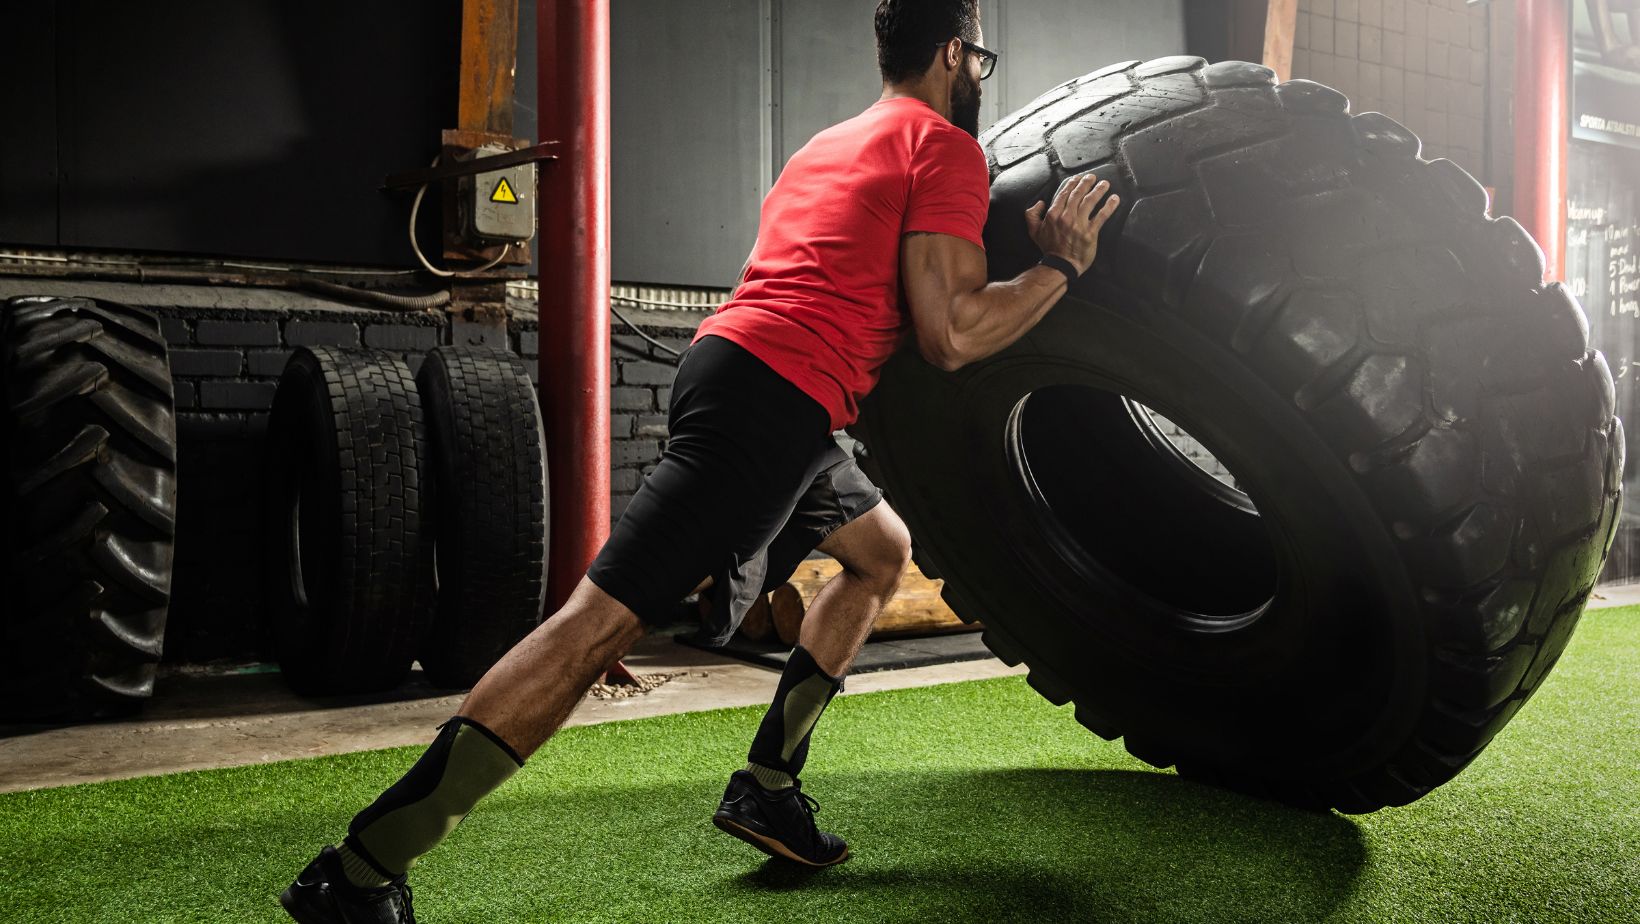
[696,440,883,646]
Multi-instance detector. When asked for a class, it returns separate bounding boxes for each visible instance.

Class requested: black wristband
[1038,253,1080,286]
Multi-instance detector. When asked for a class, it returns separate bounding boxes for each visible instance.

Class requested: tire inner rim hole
[1007,384,1280,629]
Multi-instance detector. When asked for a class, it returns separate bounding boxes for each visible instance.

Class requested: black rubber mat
[674,629,995,674]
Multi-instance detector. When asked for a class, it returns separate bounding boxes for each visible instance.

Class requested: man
[278,1,1118,920]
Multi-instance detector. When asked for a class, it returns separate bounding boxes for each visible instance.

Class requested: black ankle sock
[746,645,842,789]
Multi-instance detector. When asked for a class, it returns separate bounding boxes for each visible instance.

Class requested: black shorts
[586,335,883,641]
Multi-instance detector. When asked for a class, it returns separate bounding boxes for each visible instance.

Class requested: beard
[950,68,981,138]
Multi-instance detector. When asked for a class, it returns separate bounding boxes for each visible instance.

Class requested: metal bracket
[381,142,559,191]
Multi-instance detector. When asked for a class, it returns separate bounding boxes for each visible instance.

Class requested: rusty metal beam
[458,0,519,136]
[442,1,529,273]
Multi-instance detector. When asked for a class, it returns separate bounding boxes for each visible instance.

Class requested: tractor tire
[263,347,434,695]
[414,347,548,689]
[848,57,1622,813]
[1,296,177,722]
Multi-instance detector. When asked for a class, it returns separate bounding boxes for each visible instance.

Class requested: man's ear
[943,37,963,72]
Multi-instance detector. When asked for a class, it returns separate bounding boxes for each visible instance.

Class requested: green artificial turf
[2,608,1637,924]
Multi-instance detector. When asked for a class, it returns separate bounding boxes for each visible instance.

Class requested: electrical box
[459,143,536,244]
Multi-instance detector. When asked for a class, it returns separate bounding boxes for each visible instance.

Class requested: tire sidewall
[860,297,1428,778]
[264,349,347,689]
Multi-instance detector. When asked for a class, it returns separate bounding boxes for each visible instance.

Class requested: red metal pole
[1513,0,1570,282]
[539,0,611,612]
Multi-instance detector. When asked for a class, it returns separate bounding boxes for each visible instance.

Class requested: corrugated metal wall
[3,0,1186,284]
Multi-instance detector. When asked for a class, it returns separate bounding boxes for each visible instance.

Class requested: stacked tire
[2,297,178,722]
[415,347,548,689]
[850,57,1622,812]
[263,347,436,695]
[262,345,547,695]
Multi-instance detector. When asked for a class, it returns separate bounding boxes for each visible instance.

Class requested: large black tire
[415,346,548,689]
[263,347,435,695]
[850,57,1623,813]
[1,296,177,722]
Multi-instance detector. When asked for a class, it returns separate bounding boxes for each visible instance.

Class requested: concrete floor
[0,629,1025,794]
[5,583,1637,795]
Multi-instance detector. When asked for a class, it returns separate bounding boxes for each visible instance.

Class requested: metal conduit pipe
[539,0,613,612]
[1514,0,1571,282]
[0,263,451,312]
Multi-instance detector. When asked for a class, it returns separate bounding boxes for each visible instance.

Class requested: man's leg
[285,336,841,921]
[456,576,645,756]
[743,501,912,789]
[328,578,644,889]
[801,500,914,676]
[712,501,911,867]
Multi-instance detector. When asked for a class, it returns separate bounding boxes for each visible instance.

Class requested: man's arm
[903,173,1120,372]
[738,240,755,286]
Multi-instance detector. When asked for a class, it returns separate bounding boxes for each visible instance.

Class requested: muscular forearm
[935,264,1069,370]
[906,175,1118,372]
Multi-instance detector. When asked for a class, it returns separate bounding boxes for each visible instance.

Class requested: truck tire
[849,57,1622,813]
[263,347,434,695]
[1,296,177,722]
[415,347,548,689]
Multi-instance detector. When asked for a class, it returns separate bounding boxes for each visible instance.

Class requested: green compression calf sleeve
[746,645,843,790]
[334,715,523,888]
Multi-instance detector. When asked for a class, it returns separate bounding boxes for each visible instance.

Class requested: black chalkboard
[1567,140,1640,579]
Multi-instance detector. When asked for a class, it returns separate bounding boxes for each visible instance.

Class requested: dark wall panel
[0,2,60,246]
[9,0,1185,279]
[55,0,459,266]
[610,0,765,288]
[775,0,1000,168]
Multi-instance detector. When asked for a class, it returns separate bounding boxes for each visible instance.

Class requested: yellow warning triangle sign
[490,177,519,204]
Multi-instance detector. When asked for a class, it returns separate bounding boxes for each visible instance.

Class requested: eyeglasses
[940,39,998,80]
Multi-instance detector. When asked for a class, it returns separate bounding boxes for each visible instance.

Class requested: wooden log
[739,593,773,642]
[694,577,773,642]
[770,583,805,647]
[786,558,976,639]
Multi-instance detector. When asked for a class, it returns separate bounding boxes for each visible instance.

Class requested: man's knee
[553,576,648,652]
[828,503,913,591]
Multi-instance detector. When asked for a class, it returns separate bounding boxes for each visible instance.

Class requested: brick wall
[606,335,690,522]
[148,300,707,664]
[510,315,701,529]
[1292,0,1497,188]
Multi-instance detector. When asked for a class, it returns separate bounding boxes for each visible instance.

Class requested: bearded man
[278,2,1118,919]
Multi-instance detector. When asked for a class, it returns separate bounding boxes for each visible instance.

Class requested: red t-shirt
[692,96,990,431]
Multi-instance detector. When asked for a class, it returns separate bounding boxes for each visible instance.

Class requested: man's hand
[901,173,1122,372]
[1024,174,1121,275]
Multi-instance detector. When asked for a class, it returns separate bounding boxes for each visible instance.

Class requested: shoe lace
[396,881,415,923]
[800,791,821,816]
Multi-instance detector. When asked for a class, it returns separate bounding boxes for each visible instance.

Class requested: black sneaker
[278,845,417,924]
[712,769,849,867]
